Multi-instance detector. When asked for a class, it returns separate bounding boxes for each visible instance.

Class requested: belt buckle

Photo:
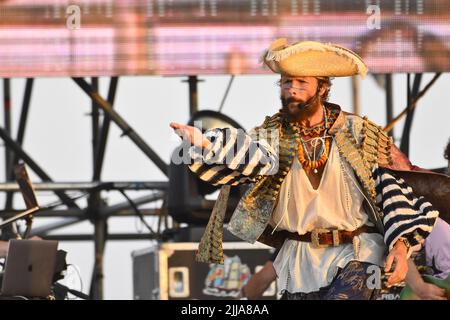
[311,228,330,248]
[311,229,340,248]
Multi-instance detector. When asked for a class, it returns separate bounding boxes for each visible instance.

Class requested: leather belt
[274,225,379,248]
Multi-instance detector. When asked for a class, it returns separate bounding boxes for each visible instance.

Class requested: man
[170,39,439,300]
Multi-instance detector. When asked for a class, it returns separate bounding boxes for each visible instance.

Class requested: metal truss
[0,76,176,299]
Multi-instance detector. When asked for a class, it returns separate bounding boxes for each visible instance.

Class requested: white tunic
[271,141,385,294]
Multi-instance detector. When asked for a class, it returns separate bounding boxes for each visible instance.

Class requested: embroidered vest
[197,106,393,263]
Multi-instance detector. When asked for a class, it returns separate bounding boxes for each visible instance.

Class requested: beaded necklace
[295,105,334,174]
[297,106,338,136]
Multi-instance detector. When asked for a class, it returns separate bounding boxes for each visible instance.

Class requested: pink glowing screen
[0,1,448,77]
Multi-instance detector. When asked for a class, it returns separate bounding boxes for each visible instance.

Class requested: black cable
[218,75,235,113]
[118,189,157,236]
[53,282,90,300]
[39,191,90,210]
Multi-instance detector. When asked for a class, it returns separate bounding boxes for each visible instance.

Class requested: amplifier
[132,242,277,300]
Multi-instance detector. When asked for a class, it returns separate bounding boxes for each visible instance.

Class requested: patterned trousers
[280,261,380,300]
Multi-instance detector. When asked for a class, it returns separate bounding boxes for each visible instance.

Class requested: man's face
[280,76,320,114]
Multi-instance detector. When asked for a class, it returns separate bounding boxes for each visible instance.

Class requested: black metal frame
[400,74,423,156]
[385,74,394,138]
[0,76,174,299]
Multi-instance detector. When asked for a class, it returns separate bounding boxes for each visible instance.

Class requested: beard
[280,97,304,118]
[280,93,320,120]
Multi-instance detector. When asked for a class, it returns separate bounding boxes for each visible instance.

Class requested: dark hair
[445,138,450,160]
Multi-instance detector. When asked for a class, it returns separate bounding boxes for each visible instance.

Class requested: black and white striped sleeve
[374,167,439,252]
[187,127,279,186]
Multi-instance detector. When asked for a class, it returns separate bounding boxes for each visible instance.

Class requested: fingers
[430,286,446,298]
[387,269,401,286]
[169,122,208,148]
[430,293,447,300]
[169,122,183,130]
[388,264,404,285]
[387,257,408,286]
[384,253,394,273]
[170,122,189,141]
[424,287,446,300]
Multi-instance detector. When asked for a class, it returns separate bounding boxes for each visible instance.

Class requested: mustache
[281,97,305,108]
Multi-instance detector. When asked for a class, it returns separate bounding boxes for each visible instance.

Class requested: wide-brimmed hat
[262,38,368,78]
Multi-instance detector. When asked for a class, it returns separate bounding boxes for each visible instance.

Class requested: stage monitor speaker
[132,242,278,300]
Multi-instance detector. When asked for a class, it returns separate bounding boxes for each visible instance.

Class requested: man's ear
[318,83,326,97]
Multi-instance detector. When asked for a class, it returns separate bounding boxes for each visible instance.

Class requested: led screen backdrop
[0,0,448,77]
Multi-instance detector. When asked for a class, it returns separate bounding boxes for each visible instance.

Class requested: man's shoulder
[326,102,367,129]
[327,102,381,127]
[340,111,385,133]
[256,112,282,129]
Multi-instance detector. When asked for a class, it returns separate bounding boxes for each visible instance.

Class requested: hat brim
[264,40,368,78]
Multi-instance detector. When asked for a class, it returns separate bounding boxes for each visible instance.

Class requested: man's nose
[288,87,298,96]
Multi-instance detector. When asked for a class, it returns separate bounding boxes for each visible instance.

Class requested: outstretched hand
[169,122,211,149]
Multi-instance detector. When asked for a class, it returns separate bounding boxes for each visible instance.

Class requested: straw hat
[262,38,368,78]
